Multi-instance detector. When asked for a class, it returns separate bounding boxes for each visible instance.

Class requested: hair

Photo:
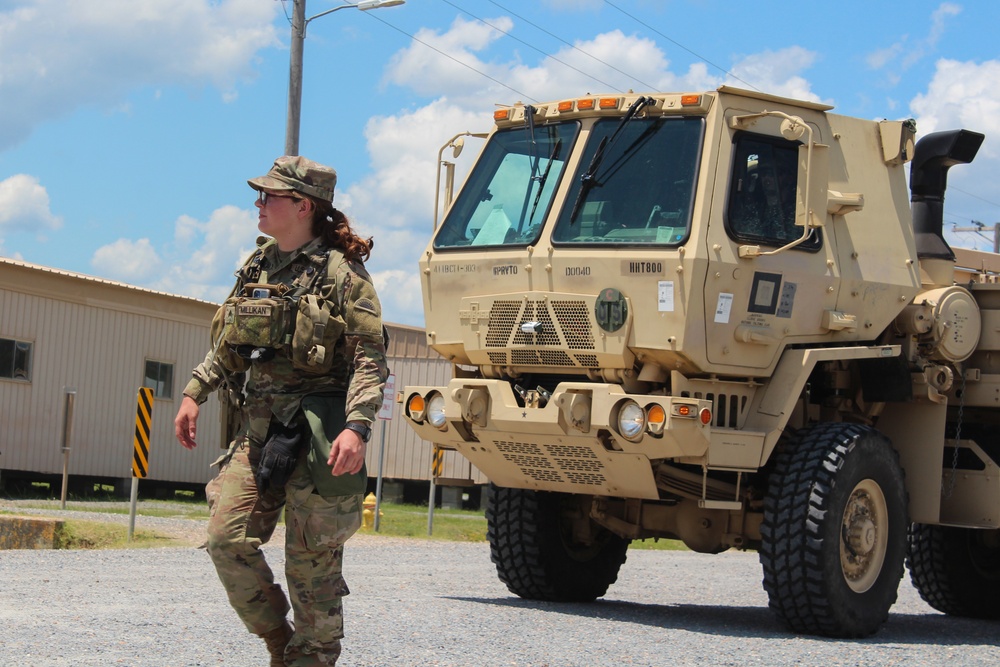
[305,197,373,263]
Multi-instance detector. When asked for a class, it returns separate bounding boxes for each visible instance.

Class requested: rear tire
[760,423,909,637]
[908,523,1000,618]
[486,484,629,601]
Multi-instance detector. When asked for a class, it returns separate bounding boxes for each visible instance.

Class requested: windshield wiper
[528,138,561,224]
[569,96,654,223]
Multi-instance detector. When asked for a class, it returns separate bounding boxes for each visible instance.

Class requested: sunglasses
[257,191,300,206]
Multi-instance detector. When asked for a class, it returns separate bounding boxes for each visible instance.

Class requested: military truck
[400,86,1000,637]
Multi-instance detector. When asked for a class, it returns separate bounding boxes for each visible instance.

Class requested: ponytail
[309,200,373,263]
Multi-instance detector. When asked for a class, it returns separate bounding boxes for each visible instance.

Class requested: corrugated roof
[0,255,221,307]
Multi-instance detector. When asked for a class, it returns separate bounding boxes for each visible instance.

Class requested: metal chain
[945,366,966,499]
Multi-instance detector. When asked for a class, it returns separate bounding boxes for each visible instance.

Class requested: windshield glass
[552,116,703,245]
[434,122,578,249]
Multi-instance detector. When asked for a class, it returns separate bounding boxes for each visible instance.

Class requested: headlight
[617,400,645,441]
[427,393,447,429]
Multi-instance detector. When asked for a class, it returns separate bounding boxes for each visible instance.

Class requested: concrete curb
[0,515,65,549]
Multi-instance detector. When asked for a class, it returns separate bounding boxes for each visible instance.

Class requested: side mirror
[797,142,829,228]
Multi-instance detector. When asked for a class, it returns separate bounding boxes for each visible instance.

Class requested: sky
[1,0,999,327]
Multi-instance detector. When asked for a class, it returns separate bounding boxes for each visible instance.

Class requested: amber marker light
[646,404,666,435]
[407,394,426,421]
[494,109,511,121]
[699,408,712,425]
[558,100,574,112]
[681,94,701,106]
[599,97,620,109]
[577,98,595,110]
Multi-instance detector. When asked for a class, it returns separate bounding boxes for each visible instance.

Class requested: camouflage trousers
[205,440,362,667]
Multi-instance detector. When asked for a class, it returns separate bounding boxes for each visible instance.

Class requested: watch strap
[344,421,371,443]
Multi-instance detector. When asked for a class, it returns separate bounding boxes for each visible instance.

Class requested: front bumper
[402,379,712,499]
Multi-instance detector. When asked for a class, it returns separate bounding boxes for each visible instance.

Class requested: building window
[0,337,32,381]
[144,360,174,399]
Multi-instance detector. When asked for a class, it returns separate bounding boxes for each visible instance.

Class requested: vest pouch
[301,394,366,497]
[222,292,291,349]
[291,293,346,374]
[210,303,249,373]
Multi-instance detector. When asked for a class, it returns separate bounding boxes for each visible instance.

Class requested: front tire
[760,423,909,637]
[908,523,1000,618]
[486,484,629,602]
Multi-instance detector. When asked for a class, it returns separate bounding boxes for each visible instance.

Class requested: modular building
[0,257,482,499]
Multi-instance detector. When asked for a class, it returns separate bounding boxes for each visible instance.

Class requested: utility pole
[284,0,406,157]
[953,221,1000,253]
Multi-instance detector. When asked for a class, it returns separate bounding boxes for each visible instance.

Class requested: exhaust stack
[909,129,985,261]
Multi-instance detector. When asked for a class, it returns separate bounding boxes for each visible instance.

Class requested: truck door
[704,126,840,371]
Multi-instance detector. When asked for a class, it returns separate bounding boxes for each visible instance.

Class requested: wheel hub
[847,517,877,556]
[840,479,889,593]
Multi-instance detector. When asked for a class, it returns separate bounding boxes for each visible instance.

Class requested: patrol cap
[248,155,337,202]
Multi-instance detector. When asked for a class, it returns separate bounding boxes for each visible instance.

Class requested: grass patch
[629,537,688,551]
[365,504,488,542]
[53,519,185,550]
[4,496,687,550]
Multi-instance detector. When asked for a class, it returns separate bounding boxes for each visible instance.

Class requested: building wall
[0,258,485,488]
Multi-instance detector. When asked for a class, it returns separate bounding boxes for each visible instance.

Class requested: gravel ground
[1,501,998,667]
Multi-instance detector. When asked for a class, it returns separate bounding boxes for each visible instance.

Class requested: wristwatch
[344,421,372,443]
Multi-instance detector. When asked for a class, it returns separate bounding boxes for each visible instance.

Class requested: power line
[950,185,1000,210]
[603,0,760,91]
[361,10,538,103]
[441,0,625,93]
[487,0,657,92]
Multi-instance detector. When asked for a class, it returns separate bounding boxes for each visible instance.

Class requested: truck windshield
[551,116,703,246]
[434,122,579,249]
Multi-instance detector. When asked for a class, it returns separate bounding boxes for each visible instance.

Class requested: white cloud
[91,238,162,281]
[0,0,280,150]
[0,174,63,233]
[911,59,1000,147]
[727,47,822,102]
[371,268,426,326]
[156,205,260,302]
[866,2,961,75]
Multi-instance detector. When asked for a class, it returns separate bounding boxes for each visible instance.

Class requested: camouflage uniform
[183,157,387,667]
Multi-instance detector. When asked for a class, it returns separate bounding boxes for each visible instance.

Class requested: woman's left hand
[328,429,367,476]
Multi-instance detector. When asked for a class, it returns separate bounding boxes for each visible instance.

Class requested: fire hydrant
[362,492,382,529]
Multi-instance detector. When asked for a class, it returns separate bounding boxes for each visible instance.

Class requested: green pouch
[301,394,367,497]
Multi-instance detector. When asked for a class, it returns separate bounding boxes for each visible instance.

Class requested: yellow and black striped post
[132,387,154,478]
[432,446,443,480]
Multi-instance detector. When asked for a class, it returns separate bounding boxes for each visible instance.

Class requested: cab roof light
[494,108,511,121]
[681,94,702,106]
[557,100,575,112]
[599,97,620,110]
[577,98,596,111]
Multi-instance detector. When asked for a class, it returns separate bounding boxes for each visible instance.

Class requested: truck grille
[495,440,606,486]
[484,299,598,368]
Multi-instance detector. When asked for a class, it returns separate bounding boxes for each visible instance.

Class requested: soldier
[174,156,388,666]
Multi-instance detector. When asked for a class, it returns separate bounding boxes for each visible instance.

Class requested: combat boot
[259,620,294,667]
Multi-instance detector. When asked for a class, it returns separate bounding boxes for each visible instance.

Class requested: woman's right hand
[174,396,200,450]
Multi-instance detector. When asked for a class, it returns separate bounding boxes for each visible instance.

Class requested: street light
[285,0,406,157]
